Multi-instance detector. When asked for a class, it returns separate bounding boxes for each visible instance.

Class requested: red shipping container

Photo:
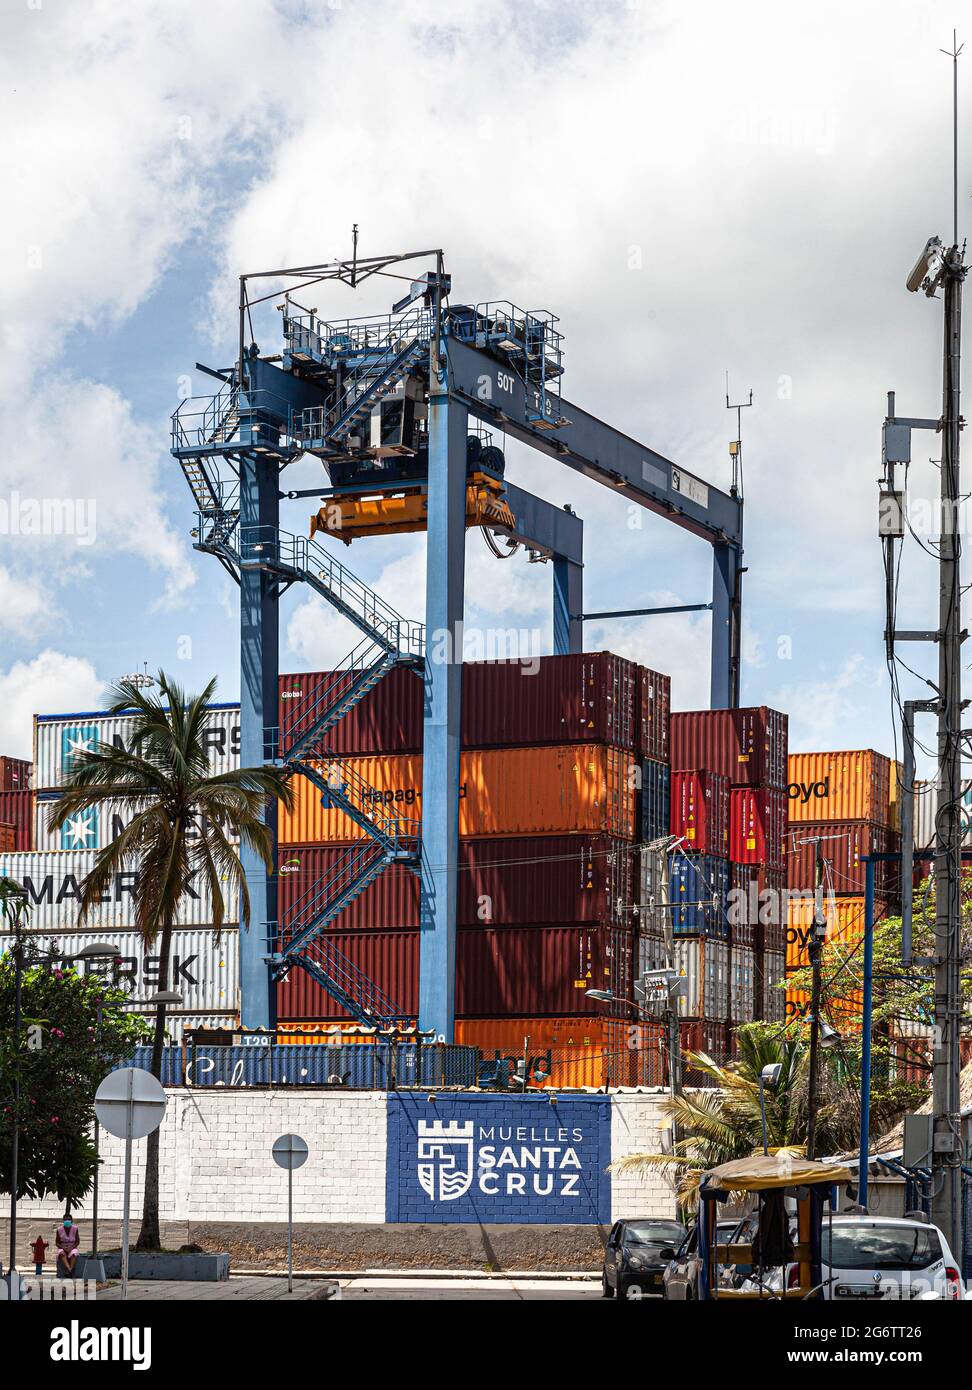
[279,666,422,757]
[637,667,671,762]
[279,652,644,756]
[456,926,634,1017]
[729,863,787,950]
[276,926,634,1021]
[276,835,633,932]
[679,1020,731,1083]
[461,653,638,751]
[671,771,729,857]
[785,820,900,899]
[730,786,787,869]
[0,791,31,850]
[671,707,788,788]
[0,756,30,792]
[276,929,419,1021]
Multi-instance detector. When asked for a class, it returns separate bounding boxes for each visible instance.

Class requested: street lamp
[758,1063,783,1156]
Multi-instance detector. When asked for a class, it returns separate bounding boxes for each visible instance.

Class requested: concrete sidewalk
[97,1276,338,1300]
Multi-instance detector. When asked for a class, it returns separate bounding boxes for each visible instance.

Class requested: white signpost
[272,1133,308,1293]
[94,1068,167,1300]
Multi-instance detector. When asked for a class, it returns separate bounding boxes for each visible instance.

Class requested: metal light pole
[805,841,827,1158]
[758,1063,783,1156]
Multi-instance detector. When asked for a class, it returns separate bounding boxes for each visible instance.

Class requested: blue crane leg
[419,390,467,1039]
[553,556,583,655]
[710,541,741,710]
[239,453,279,1030]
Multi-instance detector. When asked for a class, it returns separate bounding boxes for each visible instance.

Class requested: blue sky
[1,0,966,773]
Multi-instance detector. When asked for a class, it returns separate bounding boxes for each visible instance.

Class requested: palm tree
[47,671,293,1250]
[611,1036,808,1212]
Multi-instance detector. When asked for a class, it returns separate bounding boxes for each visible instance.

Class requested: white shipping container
[33,703,241,791]
[913,779,972,851]
[759,949,786,1023]
[731,944,755,1023]
[674,937,729,1021]
[0,851,239,930]
[0,927,239,1014]
[637,846,670,938]
[637,930,669,979]
[34,795,239,853]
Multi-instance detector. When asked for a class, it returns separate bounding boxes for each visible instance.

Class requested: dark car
[602,1219,686,1299]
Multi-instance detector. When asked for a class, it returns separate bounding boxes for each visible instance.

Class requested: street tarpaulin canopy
[704,1155,852,1193]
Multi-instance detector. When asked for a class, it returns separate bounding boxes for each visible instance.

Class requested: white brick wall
[611,1091,677,1221]
[18,1089,388,1224]
[18,1087,674,1226]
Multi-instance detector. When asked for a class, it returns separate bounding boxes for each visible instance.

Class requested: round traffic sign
[95,1067,167,1140]
[272,1133,309,1170]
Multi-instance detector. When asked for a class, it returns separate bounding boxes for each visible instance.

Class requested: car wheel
[602,1272,615,1299]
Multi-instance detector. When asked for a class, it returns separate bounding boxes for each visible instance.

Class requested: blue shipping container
[121,1043,478,1089]
[668,852,730,936]
[640,759,671,843]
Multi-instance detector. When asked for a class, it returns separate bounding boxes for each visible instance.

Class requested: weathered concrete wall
[13,1087,673,1268]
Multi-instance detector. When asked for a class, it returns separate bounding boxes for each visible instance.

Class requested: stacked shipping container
[784,750,899,1028]
[276,654,672,1088]
[668,707,789,1059]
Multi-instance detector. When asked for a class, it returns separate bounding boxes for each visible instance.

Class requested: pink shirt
[56,1224,79,1253]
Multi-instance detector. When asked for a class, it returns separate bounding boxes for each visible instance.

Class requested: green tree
[0,900,151,1205]
[47,672,293,1250]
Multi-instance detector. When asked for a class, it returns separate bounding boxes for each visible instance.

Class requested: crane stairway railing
[296,336,427,448]
[276,839,396,959]
[290,757,420,854]
[274,927,412,1027]
[278,636,405,763]
[239,525,426,658]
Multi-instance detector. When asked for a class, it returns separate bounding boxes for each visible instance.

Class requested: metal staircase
[245,524,424,1025]
[294,337,427,451]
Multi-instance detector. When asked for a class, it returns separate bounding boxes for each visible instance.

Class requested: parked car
[821,1216,963,1301]
[602,1219,686,1299]
[662,1219,741,1300]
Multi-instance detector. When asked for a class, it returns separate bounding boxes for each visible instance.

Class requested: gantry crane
[171,243,744,1038]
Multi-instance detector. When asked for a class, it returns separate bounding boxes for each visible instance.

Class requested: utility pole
[932,231,966,1251]
[883,32,966,1258]
[805,841,827,1159]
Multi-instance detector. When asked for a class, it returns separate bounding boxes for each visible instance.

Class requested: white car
[821,1215,963,1301]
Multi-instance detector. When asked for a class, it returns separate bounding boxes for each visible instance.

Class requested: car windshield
[624,1222,684,1246]
[825,1224,941,1271]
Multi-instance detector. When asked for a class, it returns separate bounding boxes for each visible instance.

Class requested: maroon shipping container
[680,1020,731,1083]
[461,653,638,751]
[276,929,419,1021]
[276,835,633,931]
[637,667,671,762]
[0,756,30,792]
[786,820,900,899]
[671,707,788,788]
[670,771,729,857]
[279,652,644,756]
[456,926,634,1018]
[276,926,633,1021]
[729,863,787,949]
[279,666,422,757]
[730,786,787,869]
[0,790,31,850]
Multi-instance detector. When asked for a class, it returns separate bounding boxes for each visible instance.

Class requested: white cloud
[0,651,103,758]
[773,654,884,751]
[0,567,51,635]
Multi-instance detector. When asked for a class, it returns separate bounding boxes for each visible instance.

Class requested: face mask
[63,1220,72,1228]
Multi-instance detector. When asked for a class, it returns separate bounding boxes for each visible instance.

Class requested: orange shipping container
[787,751,892,826]
[278,744,636,845]
[454,1016,666,1089]
[0,821,14,853]
[785,894,888,971]
[785,982,864,1028]
[888,760,904,833]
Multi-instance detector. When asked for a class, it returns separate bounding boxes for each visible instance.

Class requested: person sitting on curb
[30,1233,48,1276]
[55,1215,80,1278]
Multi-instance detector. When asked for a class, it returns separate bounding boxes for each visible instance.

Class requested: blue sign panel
[386,1094,611,1224]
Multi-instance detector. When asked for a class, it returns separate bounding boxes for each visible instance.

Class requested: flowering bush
[0,944,153,1203]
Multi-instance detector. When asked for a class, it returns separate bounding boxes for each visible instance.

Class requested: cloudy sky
[1,0,966,768]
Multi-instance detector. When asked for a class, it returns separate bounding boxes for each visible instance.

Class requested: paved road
[96,1276,336,1300]
[338,1276,602,1300]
